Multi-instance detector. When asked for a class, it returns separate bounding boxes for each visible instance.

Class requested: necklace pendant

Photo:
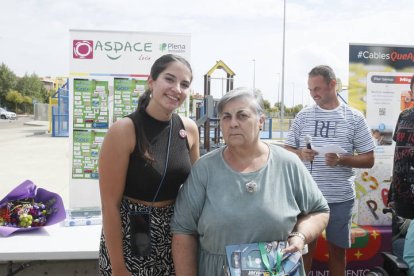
[245,181,257,193]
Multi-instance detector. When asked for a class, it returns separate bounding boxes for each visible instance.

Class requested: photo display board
[69,29,191,209]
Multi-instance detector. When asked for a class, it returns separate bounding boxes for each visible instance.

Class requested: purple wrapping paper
[0,180,66,237]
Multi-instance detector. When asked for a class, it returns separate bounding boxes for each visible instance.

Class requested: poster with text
[113,78,147,122]
[73,79,109,129]
[72,130,105,179]
[348,43,414,227]
[69,29,191,209]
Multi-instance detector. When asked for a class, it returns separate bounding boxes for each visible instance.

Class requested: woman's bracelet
[288,231,306,243]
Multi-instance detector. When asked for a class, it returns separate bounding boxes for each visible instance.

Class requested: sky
[1,0,413,107]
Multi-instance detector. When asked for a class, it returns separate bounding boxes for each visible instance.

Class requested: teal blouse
[171,144,329,276]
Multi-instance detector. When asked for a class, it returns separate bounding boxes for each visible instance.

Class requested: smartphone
[128,211,152,257]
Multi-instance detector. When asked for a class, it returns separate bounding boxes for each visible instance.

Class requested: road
[0,116,70,208]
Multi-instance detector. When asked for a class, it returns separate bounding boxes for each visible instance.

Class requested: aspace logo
[94,41,153,60]
[159,42,186,53]
[73,40,93,59]
[73,39,153,60]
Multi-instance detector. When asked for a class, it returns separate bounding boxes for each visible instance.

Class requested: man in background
[284,65,375,276]
[388,82,414,274]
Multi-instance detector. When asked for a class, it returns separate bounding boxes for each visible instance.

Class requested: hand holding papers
[311,144,347,155]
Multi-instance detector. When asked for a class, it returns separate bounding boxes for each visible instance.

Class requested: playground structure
[49,80,69,137]
[196,60,235,153]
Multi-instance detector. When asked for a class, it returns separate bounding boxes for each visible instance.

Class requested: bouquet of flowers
[0,180,66,237]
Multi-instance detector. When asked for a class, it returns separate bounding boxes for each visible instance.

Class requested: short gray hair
[308,65,336,85]
[217,87,264,116]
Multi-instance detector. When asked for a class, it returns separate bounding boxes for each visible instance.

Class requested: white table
[0,224,101,261]
[0,224,102,275]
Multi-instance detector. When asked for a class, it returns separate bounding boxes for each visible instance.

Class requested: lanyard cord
[258,242,283,276]
[151,118,173,205]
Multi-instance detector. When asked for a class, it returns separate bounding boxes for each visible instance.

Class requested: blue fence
[52,82,69,137]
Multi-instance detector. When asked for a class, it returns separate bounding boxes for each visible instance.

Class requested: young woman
[98,54,199,276]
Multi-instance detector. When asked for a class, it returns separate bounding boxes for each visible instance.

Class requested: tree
[263,99,271,110]
[16,73,48,103]
[6,90,24,112]
[0,63,17,108]
[274,101,286,111]
[23,95,32,113]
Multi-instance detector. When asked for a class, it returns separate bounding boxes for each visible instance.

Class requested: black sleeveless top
[124,109,192,201]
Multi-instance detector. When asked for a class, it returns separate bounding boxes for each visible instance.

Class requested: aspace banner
[70,29,190,73]
[69,30,191,209]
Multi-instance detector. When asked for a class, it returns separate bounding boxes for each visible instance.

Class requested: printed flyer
[73,78,109,129]
[72,130,106,179]
[113,78,147,122]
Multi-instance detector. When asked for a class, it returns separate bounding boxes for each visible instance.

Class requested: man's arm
[284,145,317,163]
[325,151,374,168]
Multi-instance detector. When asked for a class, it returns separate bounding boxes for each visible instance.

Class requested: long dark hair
[136,54,193,161]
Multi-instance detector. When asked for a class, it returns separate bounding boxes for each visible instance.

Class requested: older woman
[171,87,329,276]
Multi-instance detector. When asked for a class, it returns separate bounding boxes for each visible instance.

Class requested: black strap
[151,118,173,203]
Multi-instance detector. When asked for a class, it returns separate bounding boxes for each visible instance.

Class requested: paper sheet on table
[312,144,347,155]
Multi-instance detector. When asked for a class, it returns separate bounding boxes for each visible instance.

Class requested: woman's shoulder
[177,114,197,130]
[103,117,135,152]
[177,114,199,142]
[268,143,302,164]
[105,117,135,144]
[193,147,223,166]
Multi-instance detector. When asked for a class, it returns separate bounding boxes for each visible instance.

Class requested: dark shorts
[325,199,354,249]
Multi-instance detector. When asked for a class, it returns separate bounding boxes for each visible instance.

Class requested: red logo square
[73,40,93,59]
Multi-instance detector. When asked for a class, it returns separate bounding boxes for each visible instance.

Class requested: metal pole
[252,59,256,89]
[277,73,280,105]
[280,0,286,140]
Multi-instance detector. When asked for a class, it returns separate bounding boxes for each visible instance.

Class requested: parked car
[0,107,17,120]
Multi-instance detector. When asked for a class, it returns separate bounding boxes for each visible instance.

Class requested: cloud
[0,0,413,106]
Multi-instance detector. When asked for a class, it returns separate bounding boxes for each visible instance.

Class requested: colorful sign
[348,43,414,227]
[69,30,191,209]
[73,79,109,129]
[349,44,414,115]
[113,78,147,122]
[311,225,392,275]
[72,130,105,179]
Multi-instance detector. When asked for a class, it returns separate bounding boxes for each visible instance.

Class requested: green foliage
[273,101,285,110]
[0,63,49,113]
[23,95,32,113]
[6,90,24,112]
[0,63,17,108]
[262,99,271,110]
[16,73,48,103]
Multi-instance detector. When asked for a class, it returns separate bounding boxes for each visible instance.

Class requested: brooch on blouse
[245,181,257,193]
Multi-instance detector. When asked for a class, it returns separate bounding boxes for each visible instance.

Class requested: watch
[336,153,341,166]
[288,232,306,243]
